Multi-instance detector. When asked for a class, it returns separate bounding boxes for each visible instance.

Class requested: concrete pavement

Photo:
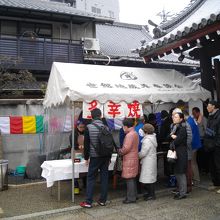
[1,186,220,220]
[1,172,220,219]
[10,187,220,220]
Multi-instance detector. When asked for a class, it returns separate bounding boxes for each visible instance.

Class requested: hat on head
[142,123,155,134]
[172,108,182,114]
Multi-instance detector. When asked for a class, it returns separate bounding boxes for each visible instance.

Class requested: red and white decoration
[83,100,143,119]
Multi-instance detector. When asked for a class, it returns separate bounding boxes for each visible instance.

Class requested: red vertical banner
[10,116,23,134]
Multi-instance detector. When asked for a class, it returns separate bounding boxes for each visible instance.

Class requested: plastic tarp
[43,62,211,108]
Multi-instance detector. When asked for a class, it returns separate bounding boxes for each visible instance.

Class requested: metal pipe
[71,102,75,202]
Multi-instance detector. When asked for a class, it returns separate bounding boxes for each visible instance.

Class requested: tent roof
[43,62,211,107]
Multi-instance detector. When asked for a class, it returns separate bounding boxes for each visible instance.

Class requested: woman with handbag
[170,112,188,200]
[119,118,139,204]
[139,123,157,201]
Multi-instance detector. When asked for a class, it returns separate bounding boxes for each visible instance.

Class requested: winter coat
[119,127,139,179]
[205,109,220,147]
[170,122,187,174]
[197,116,207,139]
[186,122,192,160]
[135,122,144,152]
[187,116,201,150]
[139,134,157,184]
[84,119,105,160]
[159,116,172,144]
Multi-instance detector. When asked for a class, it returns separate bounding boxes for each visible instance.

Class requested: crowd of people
[72,100,220,208]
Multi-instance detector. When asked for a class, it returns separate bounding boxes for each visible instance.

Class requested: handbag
[114,154,123,173]
[167,149,177,163]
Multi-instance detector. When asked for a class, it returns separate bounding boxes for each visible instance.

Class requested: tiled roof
[95,22,199,66]
[96,22,152,57]
[157,53,199,66]
[139,0,220,58]
[159,0,204,33]
[0,0,112,21]
[0,81,42,90]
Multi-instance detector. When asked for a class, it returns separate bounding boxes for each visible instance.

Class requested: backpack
[91,123,114,157]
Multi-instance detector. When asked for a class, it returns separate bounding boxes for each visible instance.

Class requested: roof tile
[140,0,220,56]
[0,0,112,21]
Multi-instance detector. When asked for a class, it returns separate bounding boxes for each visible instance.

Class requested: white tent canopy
[43,62,211,202]
[43,62,211,107]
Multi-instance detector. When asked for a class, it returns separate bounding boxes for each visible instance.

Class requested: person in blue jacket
[134,116,145,194]
[187,113,201,184]
[135,116,145,152]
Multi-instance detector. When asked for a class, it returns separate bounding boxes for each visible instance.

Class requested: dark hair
[169,107,175,116]
[76,120,85,126]
[161,110,169,119]
[148,113,156,121]
[91,108,102,119]
[174,112,185,120]
[208,100,220,108]
[182,110,189,116]
[192,107,200,113]
[122,118,135,128]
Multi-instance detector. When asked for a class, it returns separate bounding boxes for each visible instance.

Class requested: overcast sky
[119,0,191,26]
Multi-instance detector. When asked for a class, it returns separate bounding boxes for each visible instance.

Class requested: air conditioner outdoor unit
[83,38,100,51]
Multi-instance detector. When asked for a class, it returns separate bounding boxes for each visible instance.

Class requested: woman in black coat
[170,112,187,199]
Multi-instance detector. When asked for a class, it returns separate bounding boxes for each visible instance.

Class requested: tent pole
[71,102,75,202]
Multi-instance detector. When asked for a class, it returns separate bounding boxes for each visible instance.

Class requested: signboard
[83,100,143,119]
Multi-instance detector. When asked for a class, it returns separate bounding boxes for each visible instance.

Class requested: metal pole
[0,162,3,190]
[214,59,220,102]
[58,181,61,201]
[70,19,73,41]
[71,102,75,202]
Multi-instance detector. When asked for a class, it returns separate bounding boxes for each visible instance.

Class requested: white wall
[52,22,95,40]
[188,100,203,115]
[76,0,119,21]
[0,104,45,169]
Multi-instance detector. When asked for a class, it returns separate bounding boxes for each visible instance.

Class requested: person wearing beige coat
[119,118,139,204]
[139,123,157,201]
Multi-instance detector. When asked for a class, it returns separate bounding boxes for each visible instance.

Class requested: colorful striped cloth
[0,116,44,134]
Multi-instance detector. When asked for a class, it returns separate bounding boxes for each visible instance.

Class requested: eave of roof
[159,0,204,32]
[84,54,199,68]
[95,22,199,67]
[138,0,220,61]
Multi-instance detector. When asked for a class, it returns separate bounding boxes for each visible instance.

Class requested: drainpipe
[70,18,73,41]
